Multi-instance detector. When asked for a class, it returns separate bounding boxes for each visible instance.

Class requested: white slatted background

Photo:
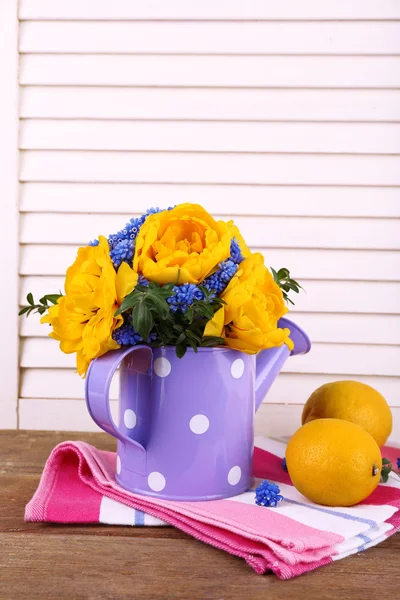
[17,1,400,439]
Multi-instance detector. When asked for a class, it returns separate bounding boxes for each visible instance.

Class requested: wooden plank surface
[0,430,399,600]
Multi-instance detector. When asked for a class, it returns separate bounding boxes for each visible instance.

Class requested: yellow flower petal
[220,253,292,354]
[41,238,138,377]
[116,261,139,304]
[203,307,225,338]
[133,204,232,286]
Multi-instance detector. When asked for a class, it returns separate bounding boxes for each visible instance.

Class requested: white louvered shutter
[13,1,400,436]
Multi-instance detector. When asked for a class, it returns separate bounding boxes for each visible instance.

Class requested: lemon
[286,419,382,506]
[302,380,392,448]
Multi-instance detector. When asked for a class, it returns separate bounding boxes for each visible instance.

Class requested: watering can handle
[85,345,152,457]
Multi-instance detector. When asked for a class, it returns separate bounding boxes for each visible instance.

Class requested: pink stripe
[79,443,341,553]
[381,446,400,468]
[25,443,101,523]
[252,447,292,485]
[187,499,342,555]
[26,441,337,576]
[25,439,400,579]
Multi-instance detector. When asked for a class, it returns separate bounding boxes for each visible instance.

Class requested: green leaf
[115,290,140,316]
[198,285,209,296]
[185,329,201,344]
[19,292,63,318]
[381,470,390,484]
[214,297,227,307]
[162,282,175,293]
[200,336,225,347]
[380,457,394,483]
[184,306,195,323]
[277,268,290,279]
[145,293,170,320]
[41,294,62,305]
[285,282,301,293]
[175,331,186,346]
[186,336,198,353]
[157,320,173,337]
[148,282,175,299]
[132,300,154,342]
[176,343,187,358]
[195,302,214,320]
[270,265,304,307]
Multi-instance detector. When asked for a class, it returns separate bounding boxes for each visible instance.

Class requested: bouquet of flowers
[20,204,301,376]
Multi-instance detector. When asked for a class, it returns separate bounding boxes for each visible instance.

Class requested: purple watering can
[85,317,310,501]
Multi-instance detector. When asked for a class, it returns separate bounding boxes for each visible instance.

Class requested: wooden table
[1,431,399,599]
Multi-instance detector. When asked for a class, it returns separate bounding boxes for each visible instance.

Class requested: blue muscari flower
[113,320,156,346]
[255,480,283,508]
[110,238,135,269]
[138,275,149,287]
[203,259,238,295]
[282,457,288,472]
[167,283,204,314]
[106,207,168,269]
[397,457,400,470]
[230,237,244,264]
[88,239,99,247]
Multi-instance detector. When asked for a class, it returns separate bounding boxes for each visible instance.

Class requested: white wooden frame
[0,0,19,428]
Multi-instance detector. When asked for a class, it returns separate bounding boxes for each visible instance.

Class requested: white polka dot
[148,472,166,492]
[228,466,241,486]
[123,408,137,429]
[154,357,172,378]
[189,414,210,435]
[231,358,245,379]
[116,455,121,475]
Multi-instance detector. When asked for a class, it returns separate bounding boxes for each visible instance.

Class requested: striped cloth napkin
[25,436,400,579]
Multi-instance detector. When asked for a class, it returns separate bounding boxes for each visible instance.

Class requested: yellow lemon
[286,419,382,506]
[302,380,392,448]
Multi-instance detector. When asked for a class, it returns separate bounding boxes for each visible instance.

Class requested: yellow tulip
[133,203,232,285]
[204,253,293,353]
[41,236,138,376]
[203,306,225,338]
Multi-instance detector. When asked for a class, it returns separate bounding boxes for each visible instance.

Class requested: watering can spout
[255,318,311,412]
